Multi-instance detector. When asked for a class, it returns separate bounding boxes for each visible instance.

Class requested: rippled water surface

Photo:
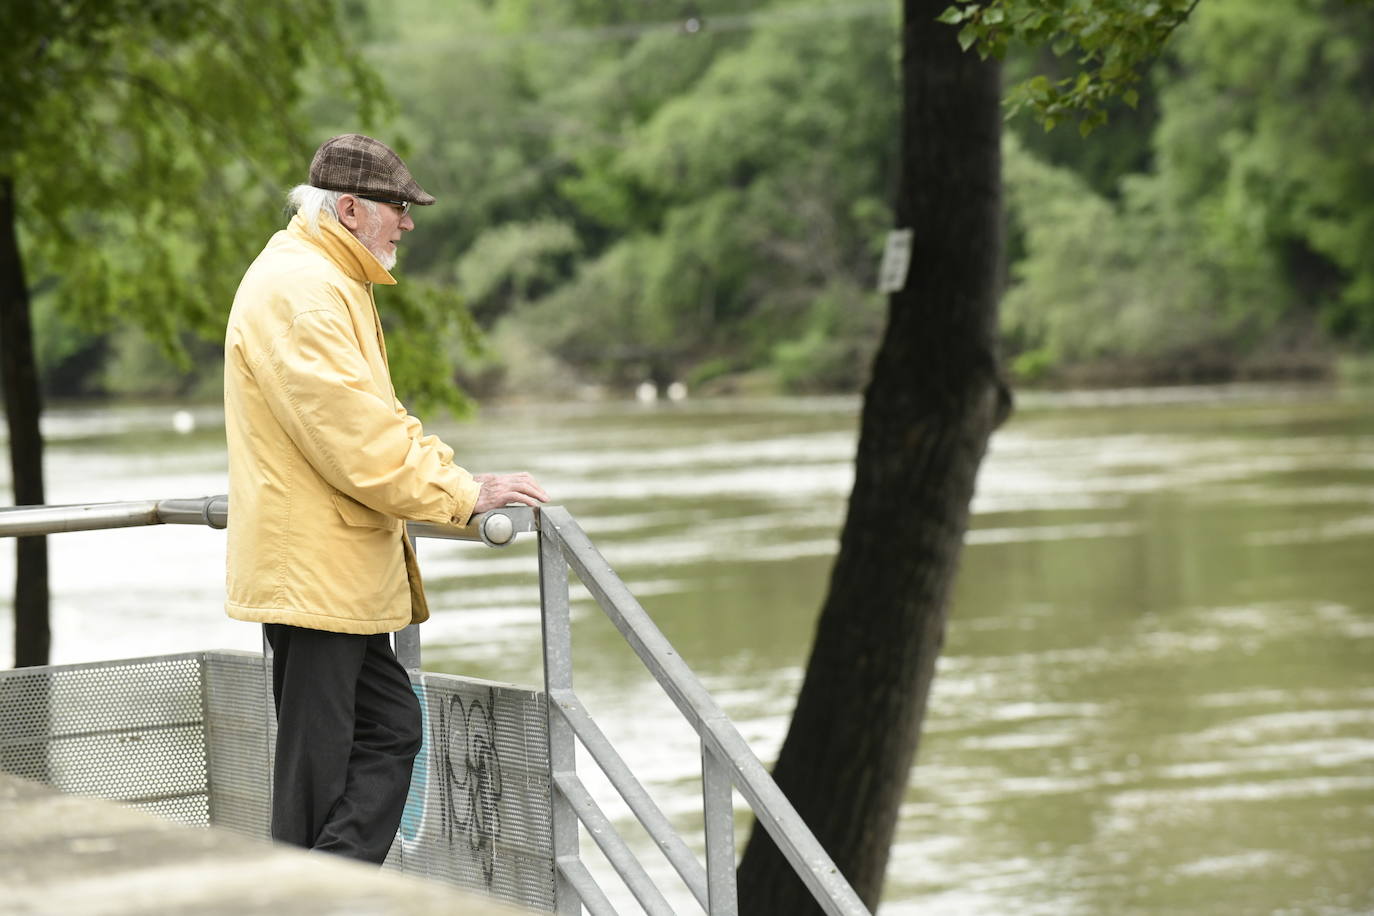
[2,384,1372,914]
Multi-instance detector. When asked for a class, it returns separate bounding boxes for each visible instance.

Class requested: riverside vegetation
[25,0,1374,402]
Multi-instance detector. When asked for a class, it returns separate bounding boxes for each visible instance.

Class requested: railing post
[538,514,581,915]
[393,625,420,671]
[702,739,739,915]
[395,532,422,670]
[259,627,277,818]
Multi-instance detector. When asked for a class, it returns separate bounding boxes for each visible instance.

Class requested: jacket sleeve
[395,396,457,466]
[255,306,481,526]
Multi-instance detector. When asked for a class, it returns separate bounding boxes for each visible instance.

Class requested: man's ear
[336,194,362,231]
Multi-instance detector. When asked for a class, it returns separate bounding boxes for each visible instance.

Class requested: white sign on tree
[877,228,914,294]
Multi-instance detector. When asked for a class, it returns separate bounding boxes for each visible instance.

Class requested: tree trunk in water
[735,3,1007,911]
[0,175,50,668]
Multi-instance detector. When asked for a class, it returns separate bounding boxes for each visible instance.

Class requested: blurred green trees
[1006,0,1374,379]
[1159,0,1374,339]
[25,0,1374,397]
[330,0,1374,392]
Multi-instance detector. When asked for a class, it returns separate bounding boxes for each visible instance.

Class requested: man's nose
[400,213,415,232]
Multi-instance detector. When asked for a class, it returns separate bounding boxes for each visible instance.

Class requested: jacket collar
[287,213,397,286]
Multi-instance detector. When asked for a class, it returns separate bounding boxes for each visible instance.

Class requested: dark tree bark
[0,176,50,668]
[735,2,1008,911]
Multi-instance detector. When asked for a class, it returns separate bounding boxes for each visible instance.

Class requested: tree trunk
[0,175,50,668]
[735,2,1007,911]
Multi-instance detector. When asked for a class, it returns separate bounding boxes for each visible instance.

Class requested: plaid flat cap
[308,133,436,206]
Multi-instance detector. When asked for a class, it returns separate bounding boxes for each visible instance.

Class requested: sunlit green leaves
[938,0,1201,133]
[0,1,485,406]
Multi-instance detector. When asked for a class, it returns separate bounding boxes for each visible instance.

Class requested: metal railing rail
[536,506,869,916]
[0,495,870,915]
[0,497,533,547]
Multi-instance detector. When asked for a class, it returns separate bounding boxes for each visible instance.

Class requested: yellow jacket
[223,214,480,634]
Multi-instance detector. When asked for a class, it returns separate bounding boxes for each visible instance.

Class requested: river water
[1,384,1371,914]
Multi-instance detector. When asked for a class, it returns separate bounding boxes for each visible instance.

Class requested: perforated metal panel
[0,655,209,824]
[202,651,275,839]
[0,652,555,913]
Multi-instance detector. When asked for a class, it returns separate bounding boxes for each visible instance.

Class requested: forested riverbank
[24,0,1374,406]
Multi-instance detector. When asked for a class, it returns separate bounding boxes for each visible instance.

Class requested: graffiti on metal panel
[438,687,504,886]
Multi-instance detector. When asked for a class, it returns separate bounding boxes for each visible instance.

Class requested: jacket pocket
[331,493,399,531]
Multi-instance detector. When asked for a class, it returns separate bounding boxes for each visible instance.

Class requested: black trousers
[264,624,423,864]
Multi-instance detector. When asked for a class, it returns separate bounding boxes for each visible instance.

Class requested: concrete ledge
[0,773,534,915]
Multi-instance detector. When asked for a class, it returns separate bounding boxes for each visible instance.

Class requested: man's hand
[470,472,549,515]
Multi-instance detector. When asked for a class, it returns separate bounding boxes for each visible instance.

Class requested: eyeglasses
[358,195,410,216]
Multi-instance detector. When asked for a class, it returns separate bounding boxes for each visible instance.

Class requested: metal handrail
[537,506,870,916]
[0,497,228,536]
[0,496,535,547]
[549,688,711,907]
[0,496,870,914]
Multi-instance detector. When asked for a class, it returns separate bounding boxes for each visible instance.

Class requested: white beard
[372,246,398,271]
[357,214,398,270]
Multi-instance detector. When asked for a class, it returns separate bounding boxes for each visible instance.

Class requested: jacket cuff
[448,476,483,527]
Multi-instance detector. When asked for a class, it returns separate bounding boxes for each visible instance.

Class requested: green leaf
[957,23,979,52]
[936,5,966,25]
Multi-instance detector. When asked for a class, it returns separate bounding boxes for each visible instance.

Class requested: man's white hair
[285,184,377,233]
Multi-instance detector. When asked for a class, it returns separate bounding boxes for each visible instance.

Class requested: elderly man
[223,134,547,863]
